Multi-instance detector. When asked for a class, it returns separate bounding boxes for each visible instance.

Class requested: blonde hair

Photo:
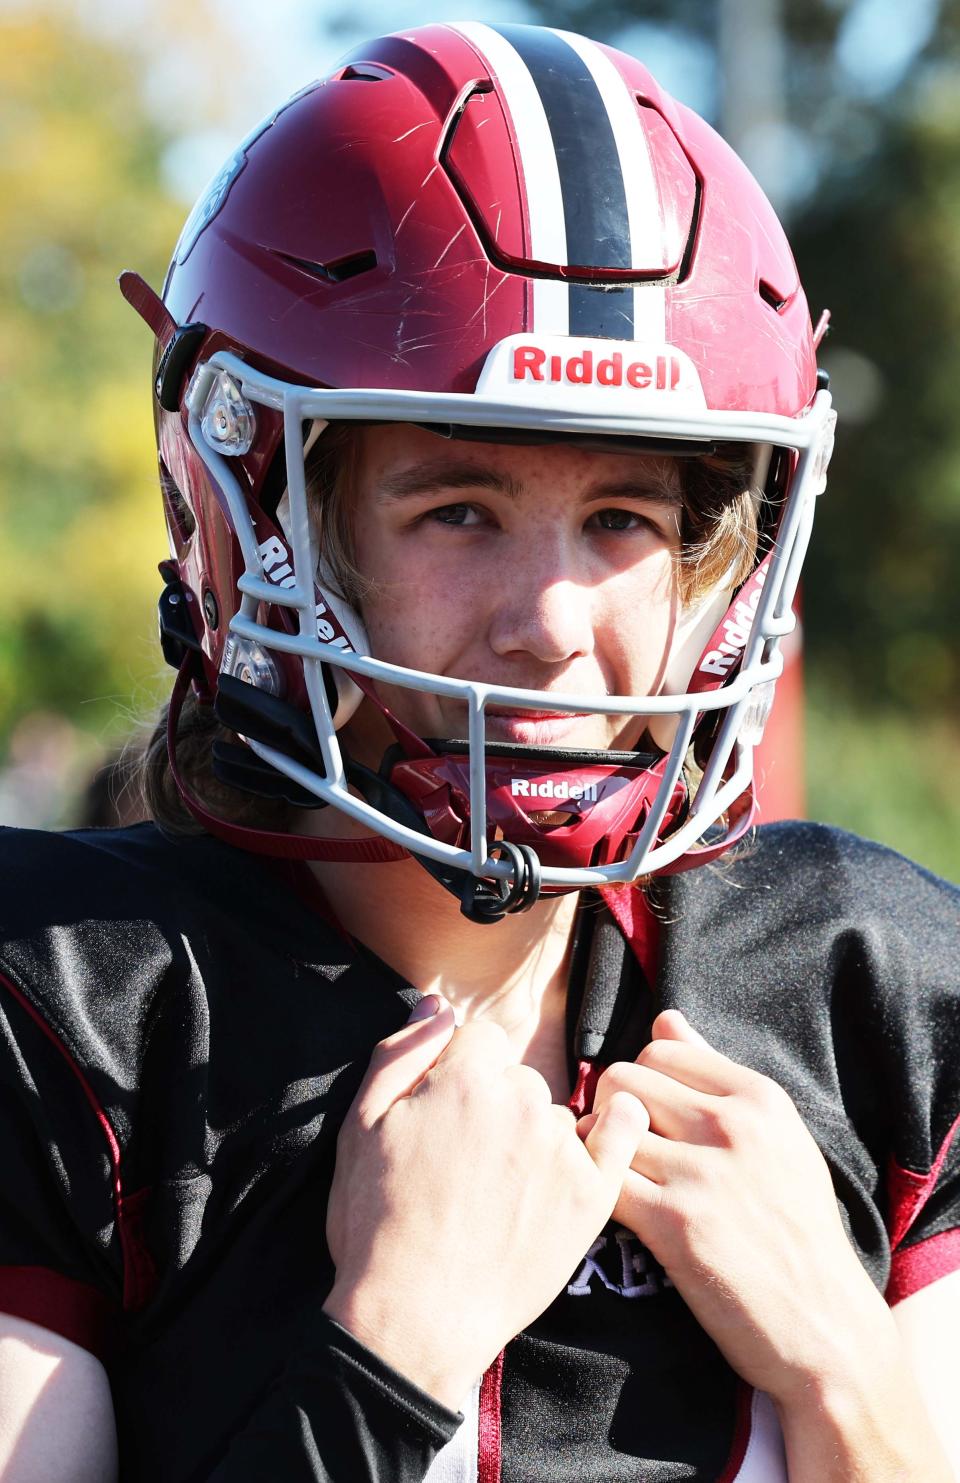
[142,428,762,833]
[677,447,761,600]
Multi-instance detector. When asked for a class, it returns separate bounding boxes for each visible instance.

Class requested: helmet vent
[337,63,393,82]
[160,461,196,544]
[325,249,378,283]
[676,175,702,285]
[758,279,788,313]
[274,249,378,285]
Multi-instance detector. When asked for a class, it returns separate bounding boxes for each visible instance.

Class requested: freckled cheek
[359,570,485,674]
[597,559,679,687]
[354,579,483,738]
[364,608,439,670]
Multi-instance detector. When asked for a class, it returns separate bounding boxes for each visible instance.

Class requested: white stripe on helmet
[553,28,667,342]
[447,21,570,335]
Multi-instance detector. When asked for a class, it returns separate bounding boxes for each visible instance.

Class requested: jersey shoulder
[667,818,960,998]
[0,823,357,1093]
[0,819,343,950]
[723,818,958,928]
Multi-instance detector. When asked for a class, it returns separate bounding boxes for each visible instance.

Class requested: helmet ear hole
[256,436,297,526]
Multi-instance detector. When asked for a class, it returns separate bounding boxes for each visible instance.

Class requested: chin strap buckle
[459,841,542,924]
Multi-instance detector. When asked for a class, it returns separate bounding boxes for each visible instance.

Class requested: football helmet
[121,21,834,920]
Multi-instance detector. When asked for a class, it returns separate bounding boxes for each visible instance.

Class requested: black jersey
[0,821,957,1482]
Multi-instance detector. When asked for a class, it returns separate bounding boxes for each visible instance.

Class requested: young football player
[1,21,958,1483]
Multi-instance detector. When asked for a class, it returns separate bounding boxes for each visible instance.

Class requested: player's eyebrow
[585,478,682,507]
[376,461,523,502]
[376,460,682,505]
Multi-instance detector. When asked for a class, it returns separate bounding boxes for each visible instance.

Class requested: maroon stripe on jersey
[886,1227,960,1306]
[0,967,155,1314]
[715,1382,753,1482]
[0,1265,121,1363]
[569,1058,604,1117]
[477,1349,504,1483]
[886,1109,960,1250]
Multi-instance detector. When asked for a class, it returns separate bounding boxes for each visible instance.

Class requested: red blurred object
[755,598,805,822]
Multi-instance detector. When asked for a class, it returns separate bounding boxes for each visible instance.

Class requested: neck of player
[309,848,578,1102]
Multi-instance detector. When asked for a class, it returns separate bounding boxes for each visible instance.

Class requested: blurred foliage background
[0,0,957,878]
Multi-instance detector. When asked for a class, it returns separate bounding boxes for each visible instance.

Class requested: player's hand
[323,996,648,1410]
[577,1010,894,1406]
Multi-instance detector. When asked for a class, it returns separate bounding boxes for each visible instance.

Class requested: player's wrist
[767,1277,916,1424]
[759,1250,895,1408]
[322,1281,480,1411]
[772,1339,955,1483]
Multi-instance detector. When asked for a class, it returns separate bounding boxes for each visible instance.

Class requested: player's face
[342,423,684,756]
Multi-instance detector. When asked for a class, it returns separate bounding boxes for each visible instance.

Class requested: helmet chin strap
[167,652,545,920]
[167,657,409,863]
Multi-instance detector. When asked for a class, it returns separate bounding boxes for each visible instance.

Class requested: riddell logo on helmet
[258,536,351,649]
[513,345,681,391]
[698,569,767,677]
[511,778,598,802]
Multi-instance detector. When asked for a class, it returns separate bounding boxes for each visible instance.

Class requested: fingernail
[408,994,441,1023]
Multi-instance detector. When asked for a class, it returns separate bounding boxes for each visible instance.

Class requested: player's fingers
[610,1167,665,1230]
[352,996,457,1125]
[410,994,445,1024]
[578,1113,677,1180]
[636,1026,751,1096]
[431,1015,515,1075]
[650,1009,711,1046]
[582,1090,651,1179]
[591,1060,713,1140]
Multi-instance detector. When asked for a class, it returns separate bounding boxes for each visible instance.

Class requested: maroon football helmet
[121,21,834,920]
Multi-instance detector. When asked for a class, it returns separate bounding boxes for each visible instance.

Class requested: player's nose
[487,541,595,665]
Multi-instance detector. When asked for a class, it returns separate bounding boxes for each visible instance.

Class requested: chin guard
[381,743,687,873]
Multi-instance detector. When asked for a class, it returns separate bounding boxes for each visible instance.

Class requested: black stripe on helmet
[493,24,634,339]
[568,283,634,338]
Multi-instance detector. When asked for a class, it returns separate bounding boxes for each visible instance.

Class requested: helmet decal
[171,81,324,270]
[475,333,707,412]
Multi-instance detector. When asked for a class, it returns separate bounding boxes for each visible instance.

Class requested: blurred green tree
[790,62,960,715]
[0,11,183,746]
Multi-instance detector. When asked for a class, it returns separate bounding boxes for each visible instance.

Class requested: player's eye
[588,508,650,532]
[427,502,484,526]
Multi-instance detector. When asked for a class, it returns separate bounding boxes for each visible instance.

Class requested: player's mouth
[483,709,594,747]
